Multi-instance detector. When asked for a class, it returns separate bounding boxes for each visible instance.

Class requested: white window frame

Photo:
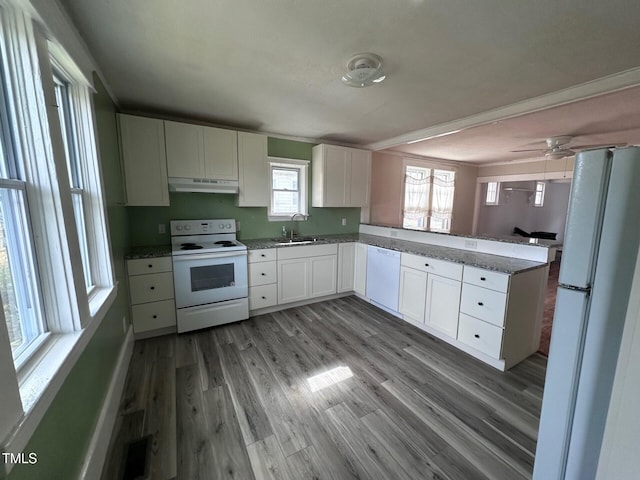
[268,157,309,221]
[533,181,546,207]
[485,181,500,205]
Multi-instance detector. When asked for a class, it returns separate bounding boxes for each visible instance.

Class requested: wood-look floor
[102,296,546,480]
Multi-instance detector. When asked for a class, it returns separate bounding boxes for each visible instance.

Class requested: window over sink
[268,157,309,220]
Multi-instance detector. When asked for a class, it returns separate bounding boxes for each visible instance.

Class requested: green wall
[8,75,131,479]
[128,137,361,245]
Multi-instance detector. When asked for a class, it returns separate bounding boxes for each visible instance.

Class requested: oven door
[172,250,248,309]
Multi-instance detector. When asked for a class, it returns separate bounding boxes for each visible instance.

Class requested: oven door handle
[172,250,247,262]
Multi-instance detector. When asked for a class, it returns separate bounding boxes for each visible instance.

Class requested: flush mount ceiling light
[341,53,386,87]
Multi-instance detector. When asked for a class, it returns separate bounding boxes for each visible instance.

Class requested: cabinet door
[238,132,268,206]
[337,243,355,293]
[278,258,310,304]
[204,126,238,180]
[324,145,349,206]
[425,274,461,338]
[349,149,371,207]
[311,255,337,298]
[118,114,169,206]
[399,266,428,322]
[164,120,203,178]
[354,242,367,296]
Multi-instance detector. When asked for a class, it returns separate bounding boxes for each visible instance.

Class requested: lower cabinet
[248,248,278,310]
[127,256,176,337]
[354,242,367,296]
[337,243,355,293]
[398,253,462,338]
[277,244,338,305]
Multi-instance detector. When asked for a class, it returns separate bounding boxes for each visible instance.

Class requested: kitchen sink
[271,236,322,245]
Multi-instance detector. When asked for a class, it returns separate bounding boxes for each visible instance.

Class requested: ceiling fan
[511,136,627,159]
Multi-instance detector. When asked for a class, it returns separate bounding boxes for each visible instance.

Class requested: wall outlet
[158,223,166,234]
[236,220,241,231]
[341,218,347,226]
[465,239,478,249]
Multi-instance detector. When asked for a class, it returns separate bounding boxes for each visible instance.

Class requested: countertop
[243,233,546,275]
[125,245,172,259]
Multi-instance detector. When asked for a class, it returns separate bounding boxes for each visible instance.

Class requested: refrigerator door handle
[558,283,591,295]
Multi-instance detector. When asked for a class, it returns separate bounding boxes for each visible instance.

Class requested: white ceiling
[60,0,640,163]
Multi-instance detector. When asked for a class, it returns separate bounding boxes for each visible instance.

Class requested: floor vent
[121,435,151,480]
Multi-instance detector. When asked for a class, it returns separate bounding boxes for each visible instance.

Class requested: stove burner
[181,244,203,250]
[222,244,236,247]
[215,240,235,245]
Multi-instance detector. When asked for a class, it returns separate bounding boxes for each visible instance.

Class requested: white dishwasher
[366,245,401,312]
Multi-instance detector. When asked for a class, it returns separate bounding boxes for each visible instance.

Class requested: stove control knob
[218,223,224,229]
[185,225,191,231]
[176,225,183,231]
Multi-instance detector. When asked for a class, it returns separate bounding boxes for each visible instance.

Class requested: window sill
[267,215,308,222]
[2,284,118,472]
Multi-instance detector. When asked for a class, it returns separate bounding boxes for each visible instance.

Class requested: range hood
[168,177,239,194]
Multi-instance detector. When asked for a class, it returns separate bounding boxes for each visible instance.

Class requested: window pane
[0,187,45,358]
[403,166,431,230]
[71,190,92,289]
[272,168,298,191]
[272,191,299,215]
[431,170,456,233]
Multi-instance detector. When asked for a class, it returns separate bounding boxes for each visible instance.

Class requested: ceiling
[60,0,640,163]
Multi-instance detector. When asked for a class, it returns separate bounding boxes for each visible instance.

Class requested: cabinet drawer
[248,248,277,263]
[401,253,462,281]
[127,256,172,276]
[129,272,174,304]
[131,299,176,333]
[458,313,503,359]
[460,283,507,327]
[463,266,509,293]
[249,261,277,286]
[249,284,278,310]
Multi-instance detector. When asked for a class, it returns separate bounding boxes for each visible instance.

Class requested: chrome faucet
[290,213,307,240]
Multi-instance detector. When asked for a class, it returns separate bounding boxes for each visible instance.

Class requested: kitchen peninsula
[244,224,551,371]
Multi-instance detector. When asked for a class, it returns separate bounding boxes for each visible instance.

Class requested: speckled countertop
[125,245,172,259]
[243,233,546,275]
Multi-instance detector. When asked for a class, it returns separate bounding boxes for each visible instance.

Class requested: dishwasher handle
[371,246,400,257]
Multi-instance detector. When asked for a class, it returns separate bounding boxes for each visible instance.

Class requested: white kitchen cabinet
[277,244,338,305]
[398,252,462,338]
[248,248,278,310]
[398,266,428,322]
[311,144,371,207]
[311,255,338,297]
[354,242,367,296]
[278,258,310,304]
[238,131,268,207]
[127,256,176,337]
[165,120,203,178]
[204,126,238,180]
[337,243,356,293]
[164,120,238,181]
[118,114,169,206]
[425,274,461,338]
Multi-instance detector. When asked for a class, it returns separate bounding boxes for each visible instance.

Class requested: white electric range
[170,219,248,333]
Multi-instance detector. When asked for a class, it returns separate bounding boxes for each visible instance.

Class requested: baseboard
[78,326,134,480]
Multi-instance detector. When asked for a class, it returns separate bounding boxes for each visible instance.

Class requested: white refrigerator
[533,147,640,479]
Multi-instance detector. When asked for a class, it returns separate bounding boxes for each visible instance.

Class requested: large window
[0,92,46,362]
[485,181,500,205]
[268,158,309,219]
[402,165,456,233]
[534,181,546,207]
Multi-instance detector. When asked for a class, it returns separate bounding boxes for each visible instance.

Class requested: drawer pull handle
[150,286,155,290]
[148,264,153,268]
[261,254,266,257]
[152,315,157,319]
[261,296,266,299]
[474,334,480,338]
[480,276,486,281]
[477,302,484,306]
[424,263,430,267]
[261,272,266,276]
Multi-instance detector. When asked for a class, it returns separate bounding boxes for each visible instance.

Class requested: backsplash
[127,137,362,246]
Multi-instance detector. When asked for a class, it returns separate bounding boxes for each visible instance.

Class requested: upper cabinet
[118,114,169,206]
[311,144,371,207]
[238,131,269,207]
[165,120,238,181]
